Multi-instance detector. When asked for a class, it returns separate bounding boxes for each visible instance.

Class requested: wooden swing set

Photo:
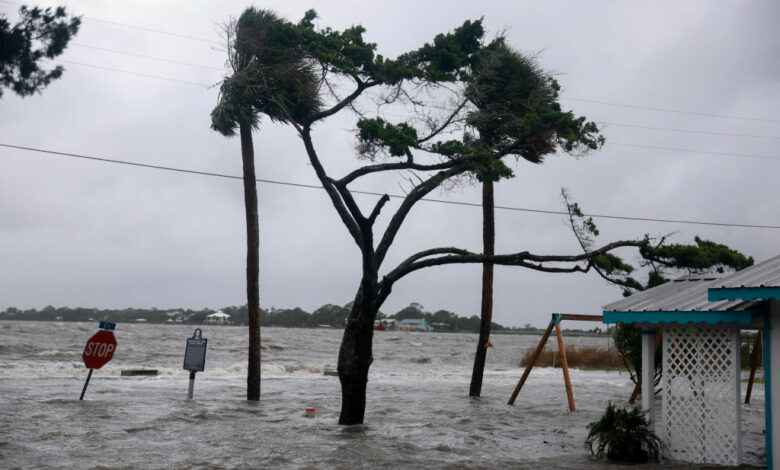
[507,313,765,409]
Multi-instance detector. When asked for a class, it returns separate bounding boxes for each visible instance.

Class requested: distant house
[204,311,232,326]
[398,318,432,332]
[374,319,398,331]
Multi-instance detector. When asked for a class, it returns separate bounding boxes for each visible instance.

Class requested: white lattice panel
[661,325,741,465]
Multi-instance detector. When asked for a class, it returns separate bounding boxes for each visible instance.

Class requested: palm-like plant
[211,8,320,401]
[585,402,661,463]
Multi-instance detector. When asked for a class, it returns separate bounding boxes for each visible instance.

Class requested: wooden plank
[745,333,762,404]
[555,322,576,412]
[507,321,554,405]
[559,314,603,322]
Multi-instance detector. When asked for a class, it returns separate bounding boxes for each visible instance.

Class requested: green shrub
[585,403,660,463]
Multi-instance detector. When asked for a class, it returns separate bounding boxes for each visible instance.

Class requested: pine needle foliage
[464,38,604,181]
[0,5,80,97]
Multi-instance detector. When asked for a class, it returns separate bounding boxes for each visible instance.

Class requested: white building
[204,311,232,325]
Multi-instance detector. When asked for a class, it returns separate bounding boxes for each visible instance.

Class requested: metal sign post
[183,328,207,399]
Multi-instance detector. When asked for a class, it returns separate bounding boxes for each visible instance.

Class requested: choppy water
[0,321,766,469]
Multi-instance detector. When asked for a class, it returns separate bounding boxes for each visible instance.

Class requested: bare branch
[337,158,460,187]
[418,98,470,144]
[300,125,363,246]
[332,178,368,226]
[374,165,470,268]
[306,78,379,124]
[367,194,391,225]
[381,238,650,291]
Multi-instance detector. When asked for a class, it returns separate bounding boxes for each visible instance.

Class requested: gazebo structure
[204,311,232,325]
[602,254,780,467]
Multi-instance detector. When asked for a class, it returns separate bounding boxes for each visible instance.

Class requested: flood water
[0,321,766,469]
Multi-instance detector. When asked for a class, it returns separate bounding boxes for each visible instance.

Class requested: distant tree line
[0,303,614,334]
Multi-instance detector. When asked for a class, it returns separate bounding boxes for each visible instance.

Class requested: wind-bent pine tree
[210,8,321,400]
[464,40,604,397]
[217,10,650,424]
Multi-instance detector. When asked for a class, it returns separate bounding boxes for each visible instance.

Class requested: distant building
[374,319,398,331]
[204,311,232,325]
[399,318,432,332]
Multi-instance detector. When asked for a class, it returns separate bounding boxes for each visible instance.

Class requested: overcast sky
[1,0,778,327]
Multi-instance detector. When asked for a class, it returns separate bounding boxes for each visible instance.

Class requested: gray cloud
[0,0,777,327]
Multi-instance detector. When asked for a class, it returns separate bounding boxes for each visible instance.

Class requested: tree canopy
[0,5,80,98]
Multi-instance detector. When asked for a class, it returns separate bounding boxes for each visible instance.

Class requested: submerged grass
[519,346,623,370]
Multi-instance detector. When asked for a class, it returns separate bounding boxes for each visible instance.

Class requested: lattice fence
[661,325,741,465]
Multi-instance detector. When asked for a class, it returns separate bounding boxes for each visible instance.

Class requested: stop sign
[82,330,117,369]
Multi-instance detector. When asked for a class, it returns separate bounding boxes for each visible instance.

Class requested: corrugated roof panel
[709,254,780,289]
[603,254,780,313]
[603,274,754,313]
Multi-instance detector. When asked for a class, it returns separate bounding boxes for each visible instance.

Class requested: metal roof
[602,274,758,313]
[708,254,780,289]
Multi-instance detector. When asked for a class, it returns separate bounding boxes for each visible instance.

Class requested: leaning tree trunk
[239,121,261,401]
[337,275,380,424]
[469,179,494,397]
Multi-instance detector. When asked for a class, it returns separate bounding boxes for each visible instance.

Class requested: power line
[81,17,222,46]
[2,143,778,230]
[609,142,779,162]
[59,60,214,88]
[71,43,226,72]
[563,97,780,124]
[602,122,780,140]
[0,0,222,46]
[6,0,778,127]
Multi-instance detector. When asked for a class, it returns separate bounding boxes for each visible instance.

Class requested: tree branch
[301,125,363,246]
[381,238,649,291]
[374,165,469,268]
[337,156,460,186]
[367,194,390,225]
[417,98,470,144]
[305,78,379,125]
[331,178,368,227]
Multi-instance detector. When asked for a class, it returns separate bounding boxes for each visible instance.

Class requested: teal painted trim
[709,286,780,302]
[602,309,760,325]
[551,313,562,325]
[765,312,773,470]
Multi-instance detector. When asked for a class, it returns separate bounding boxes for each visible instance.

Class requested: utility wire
[609,142,779,162]
[71,43,227,72]
[3,0,778,126]
[59,60,214,88]
[0,0,222,46]
[602,122,780,140]
[2,143,778,230]
[81,17,222,46]
[563,97,780,124]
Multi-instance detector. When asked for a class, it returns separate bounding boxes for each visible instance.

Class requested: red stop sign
[82,330,117,369]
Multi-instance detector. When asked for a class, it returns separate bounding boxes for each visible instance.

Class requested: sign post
[80,321,117,400]
[183,328,207,399]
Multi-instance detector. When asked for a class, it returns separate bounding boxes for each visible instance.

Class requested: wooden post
[508,321,554,405]
[629,377,642,404]
[745,333,762,404]
[555,322,576,412]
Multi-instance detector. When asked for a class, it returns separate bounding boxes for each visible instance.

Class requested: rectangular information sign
[183,338,207,372]
[99,321,116,331]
